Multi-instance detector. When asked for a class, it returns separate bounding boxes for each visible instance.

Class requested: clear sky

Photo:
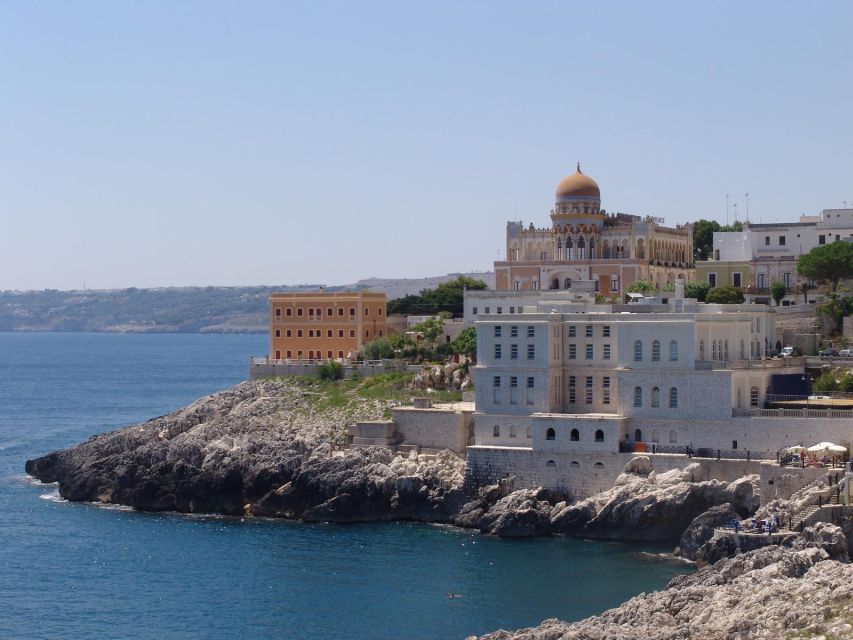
[1,1,851,291]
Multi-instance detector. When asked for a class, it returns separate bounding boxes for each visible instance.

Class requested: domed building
[494,165,694,294]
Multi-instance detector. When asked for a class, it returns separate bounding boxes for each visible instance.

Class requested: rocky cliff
[470,525,853,640]
[26,379,465,521]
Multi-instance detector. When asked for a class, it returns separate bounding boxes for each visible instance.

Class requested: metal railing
[733,407,853,418]
[694,357,805,370]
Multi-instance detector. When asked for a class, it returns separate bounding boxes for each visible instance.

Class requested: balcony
[694,357,805,370]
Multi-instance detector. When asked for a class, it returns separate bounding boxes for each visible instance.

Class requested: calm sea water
[0,333,691,640]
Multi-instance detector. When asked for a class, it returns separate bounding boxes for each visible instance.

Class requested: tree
[705,286,745,304]
[387,276,487,316]
[797,242,853,292]
[626,280,657,294]
[692,219,743,261]
[412,316,444,347]
[317,361,343,381]
[362,337,396,360]
[770,281,786,306]
[684,281,710,302]
[450,326,477,362]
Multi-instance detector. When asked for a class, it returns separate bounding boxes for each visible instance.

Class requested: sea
[0,333,691,640]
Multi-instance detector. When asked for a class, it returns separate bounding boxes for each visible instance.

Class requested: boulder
[794,522,849,562]
[677,503,738,560]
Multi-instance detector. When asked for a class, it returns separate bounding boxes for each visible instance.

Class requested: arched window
[634,340,643,361]
[634,428,642,442]
[493,425,500,437]
[566,237,573,260]
[564,278,572,290]
[669,387,678,408]
[595,429,604,442]
[750,386,759,407]
[570,461,580,468]
[633,386,643,407]
[669,430,677,444]
[652,340,661,361]
[570,428,579,441]
[551,278,559,290]
[594,462,604,467]
[651,387,660,408]
[577,236,586,260]
[669,340,678,361]
[546,460,557,468]
[589,237,595,259]
[652,429,660,443]
[546,427,556,441]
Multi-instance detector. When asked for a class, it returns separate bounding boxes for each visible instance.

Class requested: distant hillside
[0,272,494,333]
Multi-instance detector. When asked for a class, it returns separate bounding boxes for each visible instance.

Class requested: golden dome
[556,163,600,200]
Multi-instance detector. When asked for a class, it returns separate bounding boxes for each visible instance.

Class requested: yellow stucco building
[269,291,387,361]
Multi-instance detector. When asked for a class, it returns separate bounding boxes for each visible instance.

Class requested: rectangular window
[733,272,742,288]
[327,330,332,337]
[286,350,292,358]
[708,273,717,287]
[327,308,333,316]
[275,329,281,337]
[485,307,490,314]
[509,306,515,314]
[510,344,518,359]
[338,308,344,316]
[494,326,502,337]
[779,236,786,246]
[585,377,593,404]
[819,235,826,245]
[526,326,535,337]
[765,236,770,246]
[602,325,610,337]
[527,377,534,388]
[493,376,501,388]
[338,330,344,337]
[568,344,576,359]
[297,330,303,337]
[286,329,292,337]
[585,344,593,359]
[610,277,619,292]
[497,307,502,314]
[603,344,611,360]
[472,306,478,315]
[510,376,518,388]
[275,308,281,317]
[602,376,610,405]
[585,376,593,388]
[494,344,502,359]
[297,308,303,316]
[349,330,355,337]
[364,308,369,316]
[568,325,576,337]
[286,308,292,317]
[585,325,593,337]
[568,376,576,404]
[527,344,535,359]
[349,307,355,317]
[309,308,314,316]
[510,326,518,337]
[308,329,314,337]
[757,273,766,289]
[783,272,791,287]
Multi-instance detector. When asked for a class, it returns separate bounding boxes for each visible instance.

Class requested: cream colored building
[494,165,694,296]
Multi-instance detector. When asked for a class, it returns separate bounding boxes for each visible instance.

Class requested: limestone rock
[793,522,849,562]
[677,503,738,560]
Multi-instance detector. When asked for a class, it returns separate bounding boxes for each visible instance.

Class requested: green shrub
[317,361,344,381]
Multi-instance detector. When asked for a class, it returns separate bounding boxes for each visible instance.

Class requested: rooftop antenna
[726,194,730,226]
[733,202,738,223]
[745,192,750,223]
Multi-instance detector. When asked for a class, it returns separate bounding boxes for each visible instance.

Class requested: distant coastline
[0,272,493,334]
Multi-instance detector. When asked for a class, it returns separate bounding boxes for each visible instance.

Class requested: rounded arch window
[594,429,604,442]
[669,387,678,408]
[594,462,604,467]
[493,425,500,437]
[652,340,661,361]
[546,460,557,468]
[750,386,759,407]
[634,428,642,442]
[651,387,660,408]
[634,340,643,361]
[669,430,677,444]
[633,386,643,407]
[669,340,678,361]
[570,428,579,441]
[652,429,660,443]
[546,427,556,441]
[570,461,580,468]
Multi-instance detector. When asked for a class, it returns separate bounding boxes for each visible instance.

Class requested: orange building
[269,291,387,361]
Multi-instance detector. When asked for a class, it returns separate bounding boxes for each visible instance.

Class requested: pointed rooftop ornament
[577,162,582,173]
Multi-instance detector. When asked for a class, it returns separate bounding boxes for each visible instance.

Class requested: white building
[465,287,853,496]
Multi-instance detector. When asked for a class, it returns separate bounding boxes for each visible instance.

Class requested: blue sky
[1,1,851,290]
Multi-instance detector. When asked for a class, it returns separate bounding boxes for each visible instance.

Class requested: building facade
[493,165,694,296]
[268,291,387,361]
[696,208,853,303]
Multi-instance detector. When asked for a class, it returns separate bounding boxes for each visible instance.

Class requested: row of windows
[493,325,535,338]
[275,328,381,339]
[275,306,383,318]
[567,376,611,405]
[633,386,678,408]
[567,324,610,338]
[568,343,611,360]
[634,340,678,361]
[494,344,535,359]
[546,427,605,442]
[492,376,536,388]
[274,349,346,359]
[473,306,523,315]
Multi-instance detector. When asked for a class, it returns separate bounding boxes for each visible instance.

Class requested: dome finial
[576,162,582,173]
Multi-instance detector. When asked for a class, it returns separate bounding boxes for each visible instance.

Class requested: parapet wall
[391,407,473,454]
[249,361,409,380]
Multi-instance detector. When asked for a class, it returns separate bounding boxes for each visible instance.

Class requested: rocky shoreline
[25,378,853,639]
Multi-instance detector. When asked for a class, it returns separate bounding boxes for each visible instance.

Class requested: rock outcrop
[410,363,471,392]
[470,525,853,640]
[676,503,739,560]
[549,459,760,542]
[25,379,466,522]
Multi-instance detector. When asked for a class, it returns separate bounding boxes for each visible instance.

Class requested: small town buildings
[493,165,694,296]
[696,208,853,304]
[268,291,387,361]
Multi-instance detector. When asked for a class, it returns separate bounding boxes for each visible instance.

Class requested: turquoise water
[0,333,691,639]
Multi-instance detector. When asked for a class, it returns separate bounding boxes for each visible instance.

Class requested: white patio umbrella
[807,442,844,453]
[782,445,806,453]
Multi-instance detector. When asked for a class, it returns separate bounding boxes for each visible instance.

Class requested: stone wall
[248,361,405,380]
[391,407,474,454]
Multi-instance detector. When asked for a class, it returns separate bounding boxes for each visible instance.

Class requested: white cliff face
[470,528,853,640]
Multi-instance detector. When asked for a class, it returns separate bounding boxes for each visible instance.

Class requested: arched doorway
[634,428,642,442]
